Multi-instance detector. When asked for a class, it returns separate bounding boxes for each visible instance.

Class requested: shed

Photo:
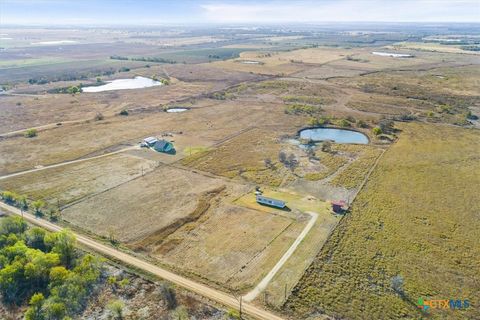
[153,140,175,154]
[256,195,286,209]
[143,136,158,146]
[331,200,347,213]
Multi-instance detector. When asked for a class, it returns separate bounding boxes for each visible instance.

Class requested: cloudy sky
[1,0,479,25]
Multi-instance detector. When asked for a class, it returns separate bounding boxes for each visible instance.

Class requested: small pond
[82,76,162,92]
[166,108,188,113]
[299,128,369,144]
[371,51,413,58]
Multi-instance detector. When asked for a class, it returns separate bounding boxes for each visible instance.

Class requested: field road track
[0,202,285,320]
[0,146,139,181]
[243,211,318,302]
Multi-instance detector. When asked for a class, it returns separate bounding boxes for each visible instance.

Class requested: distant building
[143,136,158,146]
[256,195,286,209]
[153,140,175,154]
[331,200,347,213]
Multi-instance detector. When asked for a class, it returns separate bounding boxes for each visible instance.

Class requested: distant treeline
[110,55,177,64]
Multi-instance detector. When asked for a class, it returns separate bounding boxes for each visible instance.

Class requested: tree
[278,151,287,164]
[66,86,80,95]
[263,158,273,169]
[16,194,28,210]
[119,109,129,116]
[339,119,351,127]
[25,129,38,138]
[378,119,394,133]
[391,275,405,296]
[43,301,67,320]
[322,140,332,153]
[171,305,189,320]
[1,191,18,204]
[45,230,76,268]
[285,153,298,172]
[25,292,45,320]
[94,112,104,121]
[372,127,382,136]
[107,299,125,319]
[25,227,47,251]
[0,216,27,236]
[356,119,368,128]
[160,283,177,310]
[32,200,46,216]
[305,147,316,160]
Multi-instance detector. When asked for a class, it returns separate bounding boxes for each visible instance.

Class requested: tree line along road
[0,201,285,320]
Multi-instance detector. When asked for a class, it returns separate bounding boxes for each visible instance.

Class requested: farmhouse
[143,136,158,146]
[256,195,286,209]
[153,140,175,154]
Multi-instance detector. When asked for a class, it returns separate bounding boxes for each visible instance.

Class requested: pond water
[82,76,162,93]
[299,128,369,144]
[166,108,188,113]
[240,60,261,64]
[371,51,413,58]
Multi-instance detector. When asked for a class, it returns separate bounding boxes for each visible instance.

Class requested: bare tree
[278,151,287,164]
[285,153,298,172]
[322,141,332,153]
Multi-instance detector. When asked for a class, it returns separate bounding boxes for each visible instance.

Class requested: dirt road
[243,211,318,302]
[0,201,285,320]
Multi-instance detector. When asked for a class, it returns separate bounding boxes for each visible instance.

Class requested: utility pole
[239,296,242,319]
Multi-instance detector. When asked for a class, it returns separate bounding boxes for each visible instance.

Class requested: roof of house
[256,195,286,208]
[153,140,173,151]
[144,136,158,144]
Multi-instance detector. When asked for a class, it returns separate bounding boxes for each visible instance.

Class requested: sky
[0,0,479,25]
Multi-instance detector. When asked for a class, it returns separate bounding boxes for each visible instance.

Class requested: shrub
[119,109,129,116]
[339,119,351,127]
[356,119,368,128]
[372,127,383,135]
[107,299,125,319]
[24,129,38,138]
[94,112,104,121]
[1,191,18,204]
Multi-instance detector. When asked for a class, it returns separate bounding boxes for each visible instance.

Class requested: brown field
[61,166,236,242]
[0,153,158,207]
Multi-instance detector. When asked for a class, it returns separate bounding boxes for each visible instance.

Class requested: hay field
[211,47,349,75]
[61,166,232,242]
[158,202,305,291]
[286,123,480,319]
[0,153,157,207]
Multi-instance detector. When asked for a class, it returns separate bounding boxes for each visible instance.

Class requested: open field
[61,166,233,242]
[389,41,480,55]
[285,122,480,319]
[0,153,158,207]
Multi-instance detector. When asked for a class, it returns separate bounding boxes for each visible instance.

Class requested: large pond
[82,76,162,92]
[299,128,369,144]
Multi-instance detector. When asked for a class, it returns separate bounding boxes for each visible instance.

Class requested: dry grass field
[0,153,158,207]
[285,122,480,319]
[61,166,233,242]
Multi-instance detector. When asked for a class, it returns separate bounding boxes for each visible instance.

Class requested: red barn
[331,200,347,213]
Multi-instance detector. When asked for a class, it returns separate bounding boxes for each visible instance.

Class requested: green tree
[45,230,76,268]
[24,129,38,138]
[372,127,383,136]
[0,216,27,236]
[66,86,80,95]
[1,191,18,204]
[43,301,67,320]
[32,200,46,216]
[107,299,125,319]
[25,292,45,320]
[26,227,47,251]
[16,194,29,210]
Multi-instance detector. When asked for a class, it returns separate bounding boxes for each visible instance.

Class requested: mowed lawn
[285,122,480,319]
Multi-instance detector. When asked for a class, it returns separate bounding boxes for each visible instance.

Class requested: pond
[371,51,413,58]
[166,108,188,113]
[82,76,162,93]
[299,128,369,144]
